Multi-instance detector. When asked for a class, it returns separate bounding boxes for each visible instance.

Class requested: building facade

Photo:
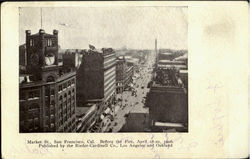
[75,47,116,132]
[124,65,134,88]
[76,49,103,106]
[146,68,188,132]
[102,48,116,104]
[76,48,116,107]
[157,60,187,70]
[62,50,82,70]
[116,57,126,93]
[127,58,139,73]
[19,29,77,133]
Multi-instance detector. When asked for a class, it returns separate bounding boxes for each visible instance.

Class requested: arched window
[68,91,71,103]
[47,76,55,82]
[29,103,39,110]
[50,89,55,95]
[51,100,55,108]
[64,93,67,106]
[59,96,63,102]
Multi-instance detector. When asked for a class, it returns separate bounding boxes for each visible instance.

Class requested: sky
[19,7,187,50]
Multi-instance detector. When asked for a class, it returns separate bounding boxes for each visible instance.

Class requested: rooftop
[174,53,188,60]
[153,68,184,88]
[76,104,97,118]
[26,29,58,37]
[126,58,139,63]
[76,107,90,116]
[159,52,172,55]
[158,60,185,64]
[19,69,76,86]
[157,64,187,70]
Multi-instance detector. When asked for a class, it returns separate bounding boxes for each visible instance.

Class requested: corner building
[19,29,76,133]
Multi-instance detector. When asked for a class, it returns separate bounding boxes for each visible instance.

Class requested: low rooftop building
[146,68,188,132]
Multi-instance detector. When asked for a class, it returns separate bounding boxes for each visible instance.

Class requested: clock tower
[26,29,59,82]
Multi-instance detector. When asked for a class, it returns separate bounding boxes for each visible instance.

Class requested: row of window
[116,82,123,86]
[20,110,75,132]
[20,90,40,100]
[59,117,76,131]
[45,115,55,125]
[20,116,40,130]
[58,104,75,114]
[29,38,56,47]
[59,91,75,101]
[29,39,36,47]
[45,87,55,96]
[20,102,40,112]
[104,64,116,75]
[21,88,57,101]
[44,107,56,116]
[58,107,75,119]
[58,79,75,92]
[104,60,116,69]
[46,39,56,47]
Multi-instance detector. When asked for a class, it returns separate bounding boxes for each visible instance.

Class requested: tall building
[62,50,82,70]
[76,47,116,111]
[102,48,117,104]
[19,29,77,133]
[126,58,139,73]
[116,56,127,93]
[124,64,134,88]
[147,43,188,132]
[115,56,134,93]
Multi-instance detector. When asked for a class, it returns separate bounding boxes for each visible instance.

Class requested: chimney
[53,30,58,35]
[39,29,45,34]
[26,30,31,36]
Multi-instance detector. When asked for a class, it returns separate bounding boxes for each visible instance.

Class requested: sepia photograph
[19,7,188,133]
[2,1,249,159]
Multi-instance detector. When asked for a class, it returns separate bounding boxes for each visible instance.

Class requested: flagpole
[41,8,43,29]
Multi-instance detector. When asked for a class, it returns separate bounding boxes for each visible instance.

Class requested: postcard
[1,1,249,159]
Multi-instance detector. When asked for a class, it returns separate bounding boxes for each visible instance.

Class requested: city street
[107,53,155,132]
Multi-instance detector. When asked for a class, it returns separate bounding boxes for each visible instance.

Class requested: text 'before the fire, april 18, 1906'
[26,139,173,149]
